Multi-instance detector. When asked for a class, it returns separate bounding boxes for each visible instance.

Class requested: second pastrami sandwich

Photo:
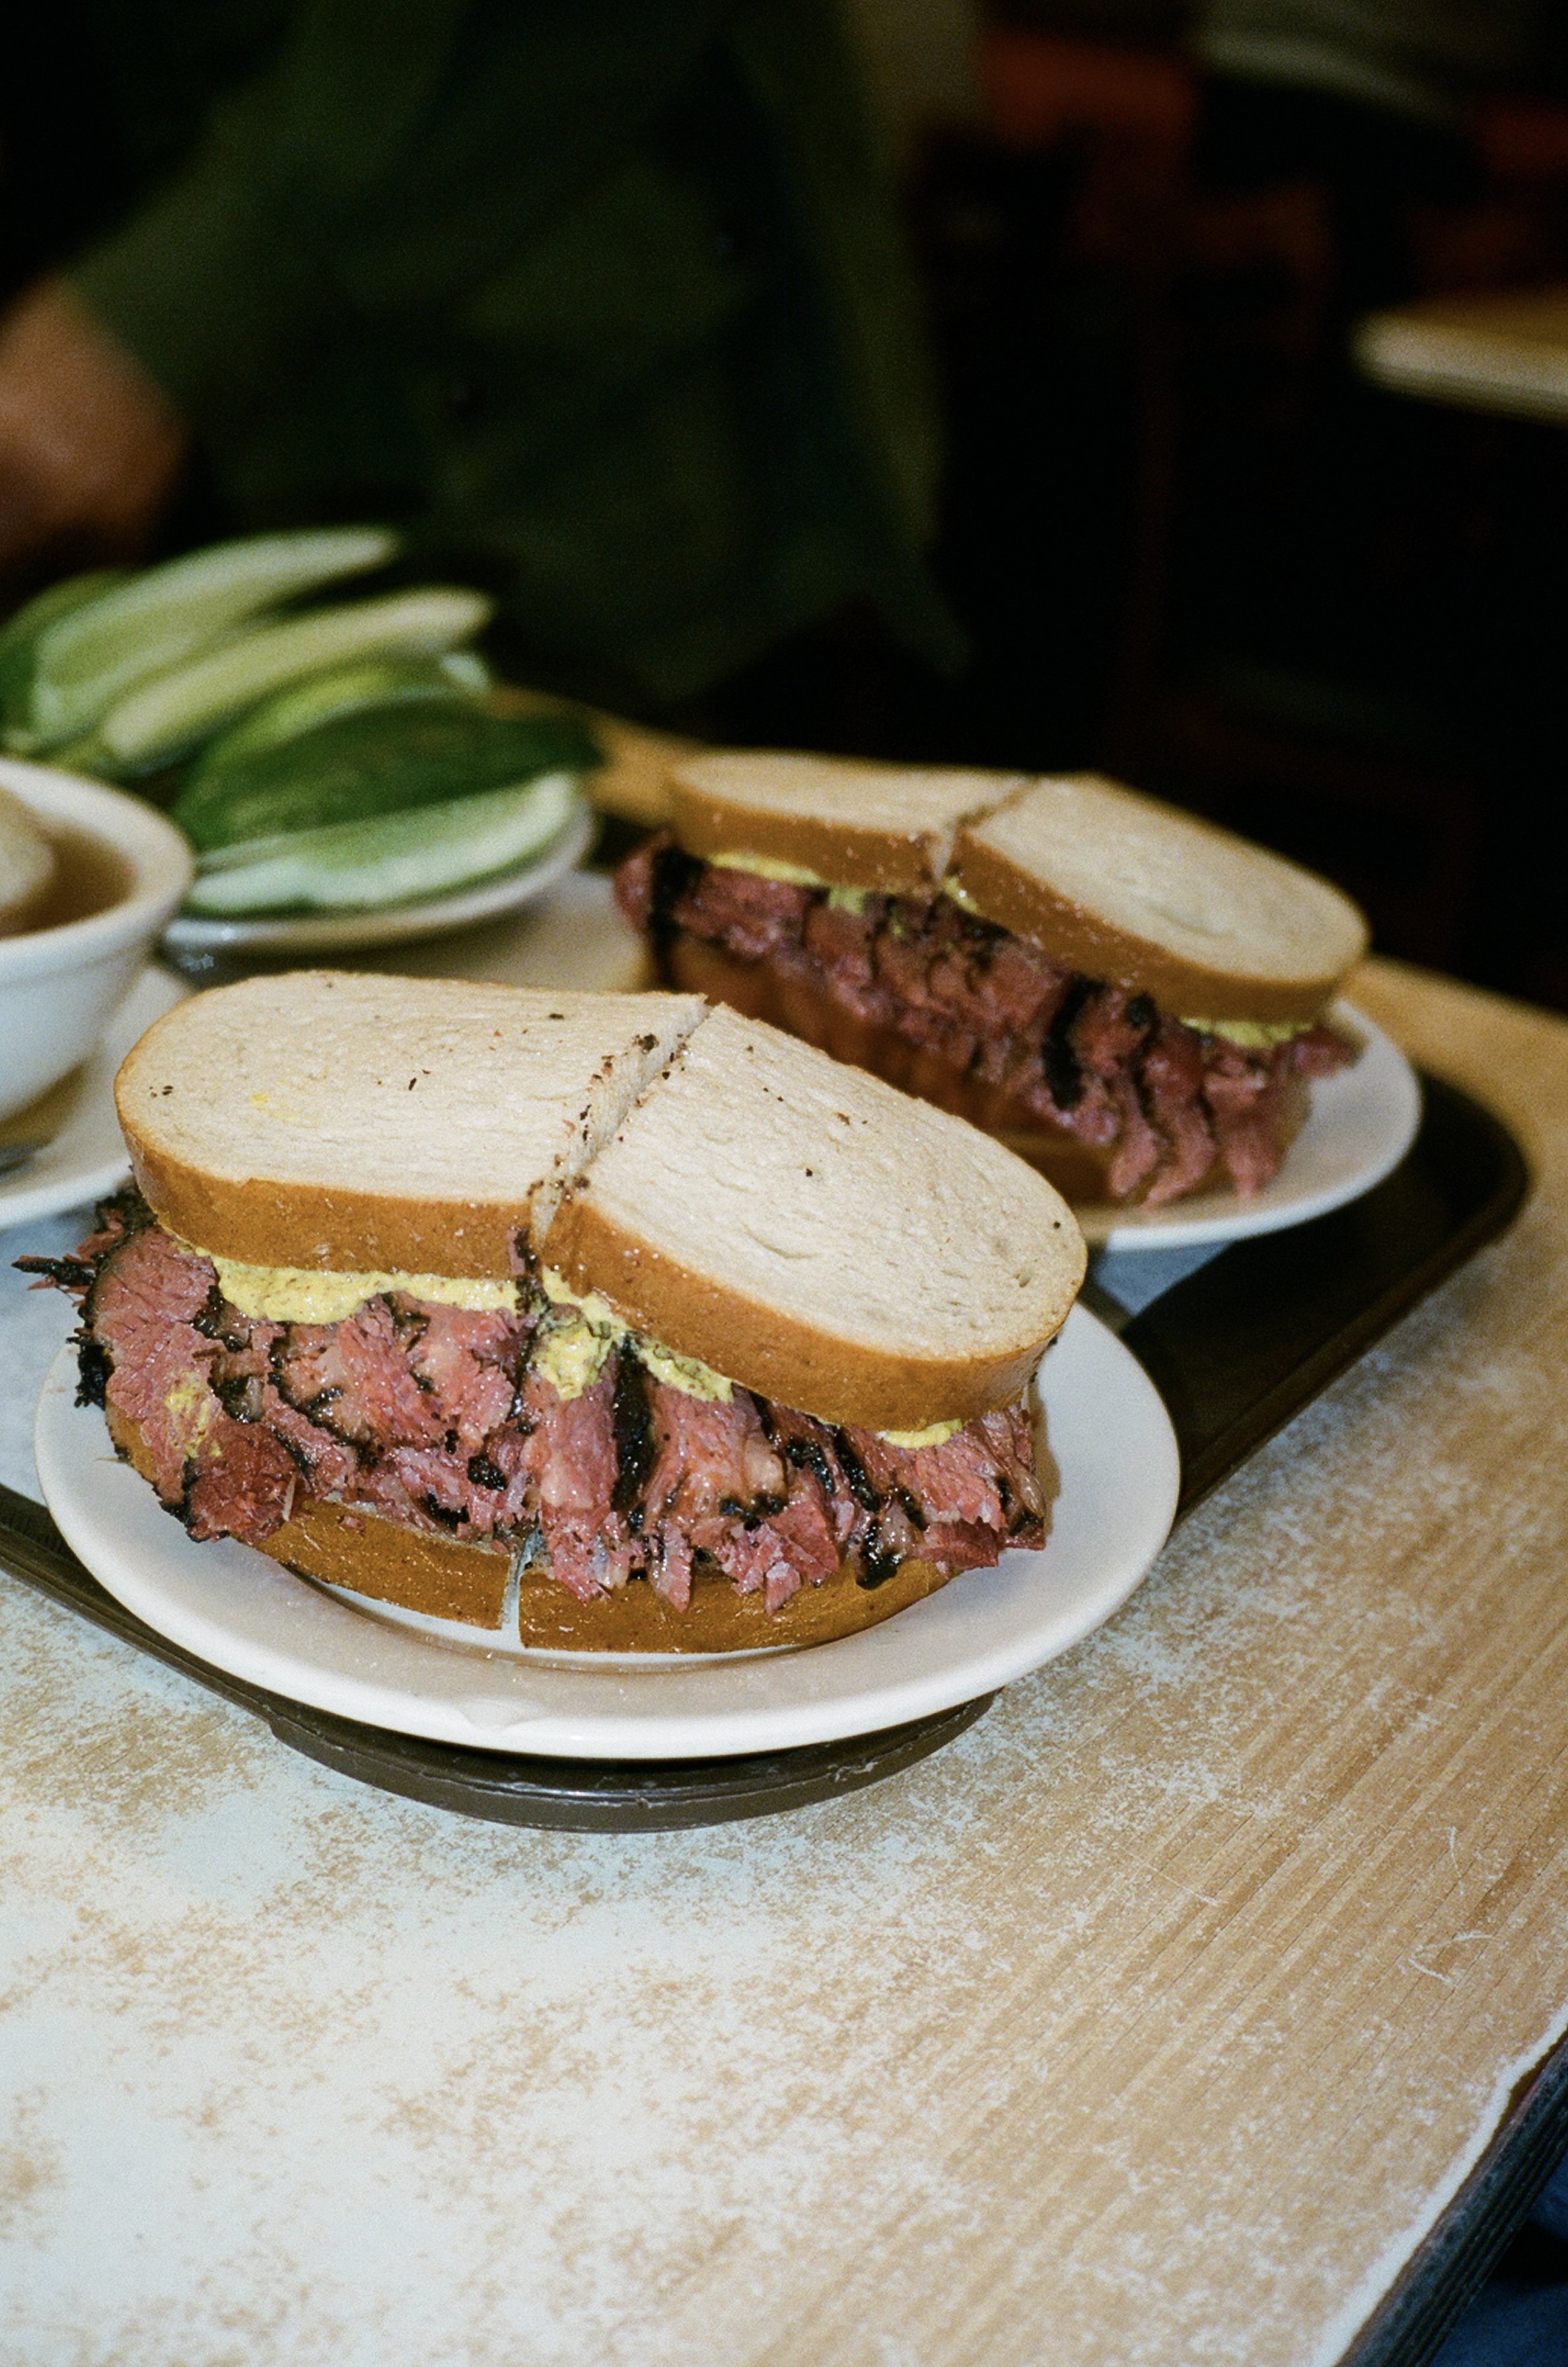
[617,752,1370,1206]
[26,970,1084,1653]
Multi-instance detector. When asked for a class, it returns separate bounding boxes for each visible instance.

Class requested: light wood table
[2,950,1566,2366]
[1355,285,1568,423]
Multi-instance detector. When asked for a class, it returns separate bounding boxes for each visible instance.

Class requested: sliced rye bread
[116,970,705,1275]
[666,752,1367,1025]
[949,774,1369,1025]
[246,1488,968,1652]
[668,749,1024,894]
[542,1002,1086,1433]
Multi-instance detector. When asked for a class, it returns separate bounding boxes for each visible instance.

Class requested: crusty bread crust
[123,1141,532,1278]
[950,778,1367,1024]
[668,754,1367,1025]
[116,970,703,1277]
[118,1141,534,1278]
[106,1403,162,1487]
[260,1494,515,1626]
[670,750,1021,895]
[544,1185,1051,1433]
[671,788,932,896]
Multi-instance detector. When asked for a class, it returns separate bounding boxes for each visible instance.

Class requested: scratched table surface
[3,892,1566,2367]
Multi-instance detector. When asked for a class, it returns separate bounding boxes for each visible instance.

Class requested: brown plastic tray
[0,1072,1526,1837]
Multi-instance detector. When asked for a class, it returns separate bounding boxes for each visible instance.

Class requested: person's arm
[0,279,187,575]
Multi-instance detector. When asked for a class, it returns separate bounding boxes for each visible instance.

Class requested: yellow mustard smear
[186,1251,971,1443]
[709,851,826,888]
[878,1419,963,1449]
[1180,1016,1313,1048]
[708,852,869,913]
[530,1308,614,1401]
[536,1274,964,1439]
[205,1255,518,1326]
[162,1367,219,1453]
[537,1269,733,1404]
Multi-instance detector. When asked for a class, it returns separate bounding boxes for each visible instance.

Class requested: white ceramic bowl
[0,757,192,1122]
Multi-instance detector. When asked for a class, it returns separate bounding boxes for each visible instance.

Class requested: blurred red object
[978,28,1194,267]
[1475,94,1568,184]
[980,28,1195,156]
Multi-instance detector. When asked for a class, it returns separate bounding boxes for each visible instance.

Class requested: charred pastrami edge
[16,1184,153,1408]
[615,838,1355,1206]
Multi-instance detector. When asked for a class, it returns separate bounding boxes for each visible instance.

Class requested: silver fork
[0,1138,46,1177]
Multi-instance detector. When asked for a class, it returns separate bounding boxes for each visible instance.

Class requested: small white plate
[34,1305,1179,1762]
[160,799,594,957]
[1077,1001,1421,1252]
[0,965,188,1231]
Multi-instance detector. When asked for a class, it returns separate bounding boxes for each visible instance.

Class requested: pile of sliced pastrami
[618,840,1353,1204]
[21,1190,1048,1615]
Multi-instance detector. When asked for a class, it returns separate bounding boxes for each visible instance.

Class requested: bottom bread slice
[105,1402,1057,1655]
[254,1494,963,1653]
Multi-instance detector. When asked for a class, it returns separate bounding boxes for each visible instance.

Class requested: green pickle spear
[13,527,399,752]
[89,585,493,774]
[184,773,583,914]
[189,652,491,780]
[0,571,129,741]
[175,703,601,852]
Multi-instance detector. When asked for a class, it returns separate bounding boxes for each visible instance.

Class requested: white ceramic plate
[34,1304,1179,1762]
[1077,1001,1421,1252]
[160,799,594,957]
[0,965,187,1231]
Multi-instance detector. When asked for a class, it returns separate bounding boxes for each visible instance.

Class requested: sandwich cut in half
[24,972,1085,1653]
[616,752,1371,1206]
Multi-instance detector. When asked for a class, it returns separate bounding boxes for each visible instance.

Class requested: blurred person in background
[0,0,960,724]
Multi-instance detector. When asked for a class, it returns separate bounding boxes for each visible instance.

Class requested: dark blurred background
[3,0,1567,1013]
[718,0,1568,1015]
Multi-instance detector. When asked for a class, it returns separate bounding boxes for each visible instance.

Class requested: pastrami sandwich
[25,970,1085,1652]
[617,754,1370,1207]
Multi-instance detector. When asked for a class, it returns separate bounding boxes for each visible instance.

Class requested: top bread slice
[543,1003,1085,1432]
[117,971,705,1275]
[117,972,1085,1427]
[669,749,1024,894]
[667,751,1368,1025]
[949,775,1368,1024]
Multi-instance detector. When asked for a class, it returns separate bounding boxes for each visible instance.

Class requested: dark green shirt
[69,0,958,703]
